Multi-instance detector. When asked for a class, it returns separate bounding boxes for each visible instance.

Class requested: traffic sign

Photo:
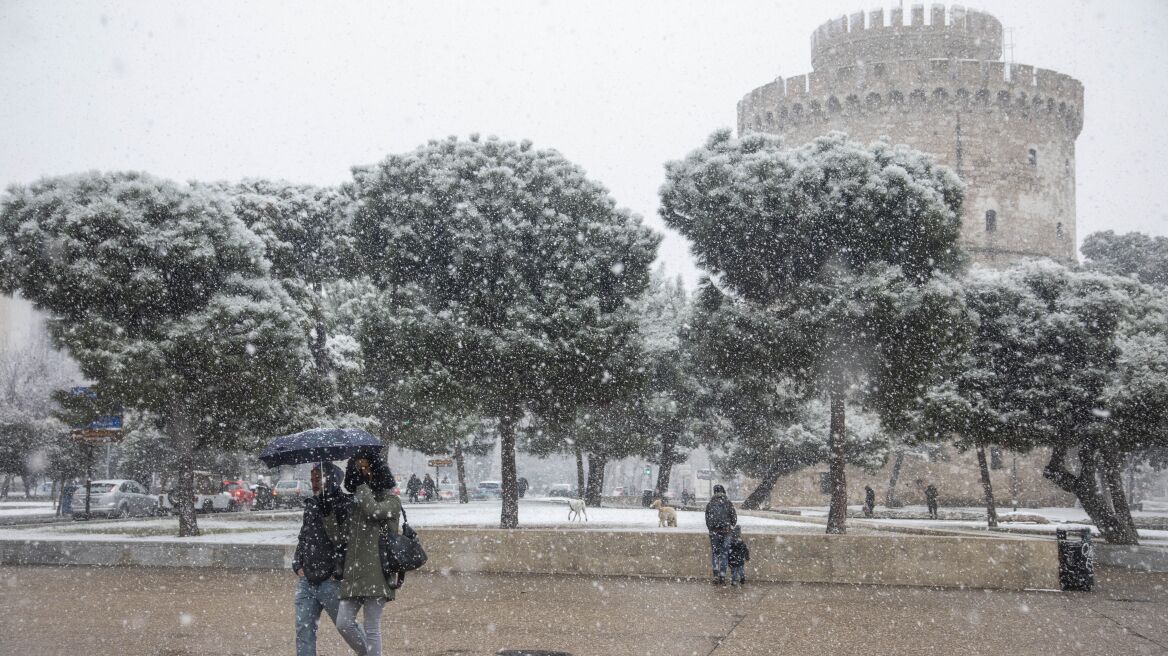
[70,428,124,444]
[427,458,454,467]
[696,468,715,481]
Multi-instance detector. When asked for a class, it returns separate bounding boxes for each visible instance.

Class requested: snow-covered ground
[790,504,1168,544]
[0,498,815,545]
[0,501,56,517]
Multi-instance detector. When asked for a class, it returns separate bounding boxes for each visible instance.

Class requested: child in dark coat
[728,525,750,586]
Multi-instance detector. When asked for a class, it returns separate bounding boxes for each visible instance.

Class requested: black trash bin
[1056,528,1095,592]
[641,489,655,508]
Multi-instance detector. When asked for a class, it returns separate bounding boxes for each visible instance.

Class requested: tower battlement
[740,60,1083,137]
[811,4,1003,70]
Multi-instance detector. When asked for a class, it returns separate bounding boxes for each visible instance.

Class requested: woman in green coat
[336,450,402,656]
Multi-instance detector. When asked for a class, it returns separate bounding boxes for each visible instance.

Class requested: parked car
[436,482,458,501]
[468,486,491,501]
[72,479,158,519]
[158,471,237,514]
[476,480,502,499]
[273,479,313,507]
[611,486,627,497]
[222,479,255,507]
[547,483,575,498]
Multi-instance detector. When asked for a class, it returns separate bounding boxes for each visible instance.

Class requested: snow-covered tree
[915,260,1168,543]
[687,283,889,509]
[211,180,366,425]
[661,131,968,533]
[350,136,659,528]
[1082,230,1168,287]
[632,266,703,498]
[0,332,77,497]
[0,172,313,536]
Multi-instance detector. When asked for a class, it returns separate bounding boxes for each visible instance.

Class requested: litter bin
[1056,528,1095,591]
[641,489,655,508]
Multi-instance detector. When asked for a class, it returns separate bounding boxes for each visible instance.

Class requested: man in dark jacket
[704,484,737,584]
[422,473,436,502]
[925,483,939,519]
[293,462,357,656]
[406,474,421,503]
[863,485,876,517]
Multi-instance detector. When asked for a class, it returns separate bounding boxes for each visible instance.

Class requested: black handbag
[379,508,427,582]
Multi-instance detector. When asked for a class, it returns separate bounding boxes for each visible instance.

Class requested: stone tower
[738,4,1083,265]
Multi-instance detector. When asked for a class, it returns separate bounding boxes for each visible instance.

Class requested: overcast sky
[2,1,1165,288]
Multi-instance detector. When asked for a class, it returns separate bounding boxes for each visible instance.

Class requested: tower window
[1057,222,1064,239]
[985,210,997,233]
[1028,148,1038,166]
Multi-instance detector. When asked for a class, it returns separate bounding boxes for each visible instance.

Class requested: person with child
[704,484,738,585]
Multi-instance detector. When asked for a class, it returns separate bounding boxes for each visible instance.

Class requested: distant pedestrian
[704,484,737,585]
[293,463,350,656]
[517,477,529,499]
[925,484,939,519]
[421,474,436,502]
[405,474,420,503]
[60,480,77,515]
[728,526,750,587]
[336,450,402,656]
[863,485,876,518]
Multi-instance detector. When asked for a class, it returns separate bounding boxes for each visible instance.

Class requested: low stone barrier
[0,528,1059,590]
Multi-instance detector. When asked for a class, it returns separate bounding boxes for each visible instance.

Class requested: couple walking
[294,449,403,656]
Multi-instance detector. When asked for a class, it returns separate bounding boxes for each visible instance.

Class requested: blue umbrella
[259,428,383,467]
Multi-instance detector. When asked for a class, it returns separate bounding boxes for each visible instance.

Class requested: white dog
[567,498,588,522]
[649,498,678,527]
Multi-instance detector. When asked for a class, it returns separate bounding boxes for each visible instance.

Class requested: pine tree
[661,131,968,533]
[0,172,312,536]
[350,136,659,528]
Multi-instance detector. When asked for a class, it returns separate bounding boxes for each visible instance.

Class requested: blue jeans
[731,563,746,583]
[295,577,352,656]
[709,532,733,578]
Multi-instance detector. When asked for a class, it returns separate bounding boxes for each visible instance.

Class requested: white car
[71,479,158,519]
[158,472,238,514]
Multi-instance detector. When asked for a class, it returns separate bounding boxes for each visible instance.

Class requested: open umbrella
[258,428,382,467]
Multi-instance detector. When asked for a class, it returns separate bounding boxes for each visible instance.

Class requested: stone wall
[0,527,1061,590]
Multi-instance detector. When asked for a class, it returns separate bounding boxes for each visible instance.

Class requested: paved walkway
[2,566,1166,655]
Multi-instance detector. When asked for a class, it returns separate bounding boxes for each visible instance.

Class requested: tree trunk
[1043,445,1137,545]
[742,461,784,510]
[825,381,848,535]
[975,444,999,528]
[169,409,200,537]
[1101,450,1139,544]
[885,449,905,508]
[0,473,11,499]
[498,411,520,529]
[453,441,469,504]
[655,432,677,498]
[585,453,607,507]
[574,445,586,499]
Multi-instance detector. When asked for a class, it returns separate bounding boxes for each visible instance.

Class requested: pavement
[2,565,1166,656]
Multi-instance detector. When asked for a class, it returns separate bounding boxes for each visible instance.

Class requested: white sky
[2,1,1165,288]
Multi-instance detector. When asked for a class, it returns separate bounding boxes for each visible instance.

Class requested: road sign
[70,428,124,444]
[696,468,715,481]
[427,458,454,467]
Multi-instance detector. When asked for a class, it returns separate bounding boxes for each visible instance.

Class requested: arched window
[985,210,997,233]
[1057,222,1064,239]
[1028,148,1038,166]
